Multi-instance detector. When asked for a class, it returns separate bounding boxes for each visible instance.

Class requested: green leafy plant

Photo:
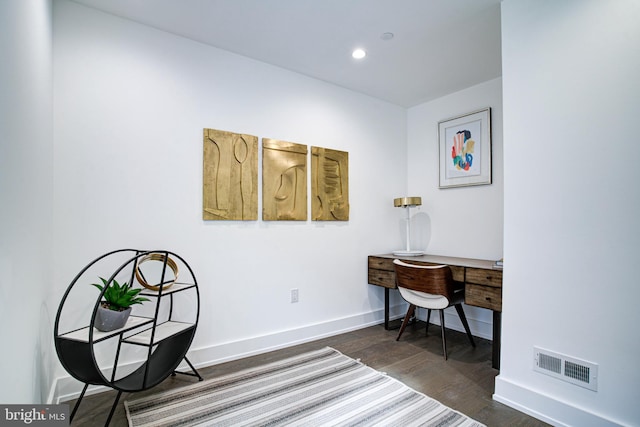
[91,277,150,311]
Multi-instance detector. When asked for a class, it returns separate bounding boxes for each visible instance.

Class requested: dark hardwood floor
[66,321,549,426]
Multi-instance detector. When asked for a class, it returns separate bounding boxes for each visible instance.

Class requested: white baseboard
[50,304,493,404]
[494,375,626,427]
[185,310,387,369]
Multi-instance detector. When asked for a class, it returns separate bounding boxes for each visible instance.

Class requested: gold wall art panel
[203,128,258,220]
[262,138,308,221]
[311,146,349,221]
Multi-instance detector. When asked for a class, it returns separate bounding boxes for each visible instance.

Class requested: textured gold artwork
[203,128,258,220]
[262,138,307,221]
[311,147,349,221]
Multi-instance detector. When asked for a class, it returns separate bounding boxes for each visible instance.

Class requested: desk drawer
[466,268,502,288]
[368,256,395,271]
[466,284,502,311]
[450,266,464,282]
[368,256,465,286]
[368,268,396,289]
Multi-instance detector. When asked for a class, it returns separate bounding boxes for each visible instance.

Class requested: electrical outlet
[290,288,299,303]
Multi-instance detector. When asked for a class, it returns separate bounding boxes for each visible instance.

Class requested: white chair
[393,259,475,359]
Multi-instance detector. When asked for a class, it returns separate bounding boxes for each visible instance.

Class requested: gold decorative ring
[135,253,179,291]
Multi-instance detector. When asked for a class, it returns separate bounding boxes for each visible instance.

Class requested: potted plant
[91,277,150,332]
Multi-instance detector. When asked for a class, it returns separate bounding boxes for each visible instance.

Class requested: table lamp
[393,196,424,256]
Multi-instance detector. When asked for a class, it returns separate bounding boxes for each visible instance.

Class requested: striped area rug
[125,347,485,427]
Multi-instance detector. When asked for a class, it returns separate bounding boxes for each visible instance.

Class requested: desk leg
[492,311,501,370]
[384,288,390,330]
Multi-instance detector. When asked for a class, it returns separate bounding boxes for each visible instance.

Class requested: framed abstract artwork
[438,108,491,188]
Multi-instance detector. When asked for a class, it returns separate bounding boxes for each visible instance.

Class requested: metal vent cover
[533,347,598,391]
[538,352,561,374]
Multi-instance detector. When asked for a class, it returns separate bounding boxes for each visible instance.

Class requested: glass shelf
[138,282,196,297]
[58,316,154,343]
[123,321,195,346]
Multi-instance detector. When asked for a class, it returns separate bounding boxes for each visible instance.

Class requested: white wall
[407,78,503,259]
[406,78,503,338]
[51,0,406,401]
[0,0,54,404]
[496,1,640,426]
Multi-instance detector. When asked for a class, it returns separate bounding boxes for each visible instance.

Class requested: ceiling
[69,0,502,108]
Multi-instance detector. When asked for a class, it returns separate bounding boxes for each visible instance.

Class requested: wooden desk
[368,253,502,369]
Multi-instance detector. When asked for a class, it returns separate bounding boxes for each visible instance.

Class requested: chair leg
[425,309,432,336]
[455,304,476,347]
[396,304,416,341]
[439,310,447,360]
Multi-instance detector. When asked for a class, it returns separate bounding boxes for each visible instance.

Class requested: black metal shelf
[54,249,201,426]
[112,327,197,391]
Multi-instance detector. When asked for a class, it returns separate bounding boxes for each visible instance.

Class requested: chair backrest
[393,259,455,301]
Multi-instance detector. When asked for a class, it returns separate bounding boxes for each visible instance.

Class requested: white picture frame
[438,108,492,188]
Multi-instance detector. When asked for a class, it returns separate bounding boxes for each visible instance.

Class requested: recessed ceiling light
[381,32,394,41]
[352,48,366,59]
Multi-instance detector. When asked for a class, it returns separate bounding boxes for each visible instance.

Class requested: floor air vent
[533,347,598,391]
